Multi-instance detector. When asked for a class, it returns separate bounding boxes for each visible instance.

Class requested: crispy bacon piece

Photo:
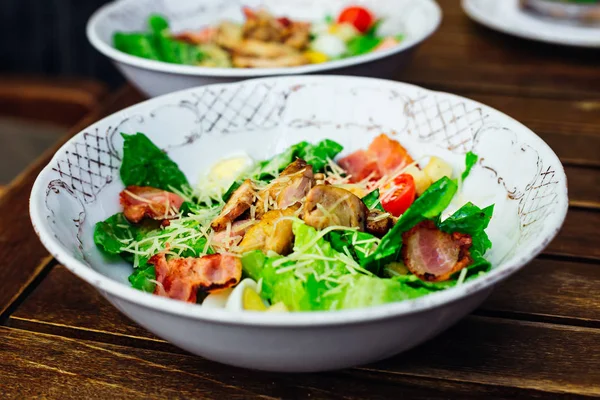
[401,221,472,282]
[120,186,184,224]
[338,150,381,182]
[338,134,415,183]
[368,134,415,174]
[150,253,242,303]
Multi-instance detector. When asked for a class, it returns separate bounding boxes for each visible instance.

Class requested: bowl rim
[86,0,442,77]
[30,75,569,327]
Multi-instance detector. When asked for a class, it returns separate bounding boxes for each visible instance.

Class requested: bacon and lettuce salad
[113,6,403,68]
[94,132,492,312]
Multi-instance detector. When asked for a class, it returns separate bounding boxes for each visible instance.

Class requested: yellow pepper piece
[304,50,329,64]
[243,287,267,311]
[266,302,289,313]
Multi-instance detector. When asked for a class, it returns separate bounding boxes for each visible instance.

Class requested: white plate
[30,76,568,372]
[463,0,600,48]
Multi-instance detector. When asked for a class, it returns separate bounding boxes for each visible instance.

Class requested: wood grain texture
[361,316,600,397]
[0,86,137,317]
[566,166,600,208]
[0,76,108,126]
[2,321,598,399]
[480,258,600,327]
[546,209,600,261]
[396,2,600,99]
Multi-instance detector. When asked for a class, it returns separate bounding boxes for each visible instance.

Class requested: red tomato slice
[337,6,375,33]
[381,174,416,217]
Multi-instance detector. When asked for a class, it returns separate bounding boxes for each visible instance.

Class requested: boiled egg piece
[311,34,347,59]
[209,153,253,182]
[202,288,233,309]
[225,278,268,312]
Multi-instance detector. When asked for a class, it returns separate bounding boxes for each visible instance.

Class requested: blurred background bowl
[87,0,442,97]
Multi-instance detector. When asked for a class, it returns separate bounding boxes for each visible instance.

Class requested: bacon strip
[149,253,242,303]
[401,221,472,282]
[338,134,415,183]
[120,186,184,224]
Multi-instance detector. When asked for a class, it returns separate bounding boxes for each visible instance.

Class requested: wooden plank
[546,209,600,261]
[480,258,600,327]
[566,166,600,208]
[1,321,596,399]
[0,86,139,317]
[360,316,600,397]
[11,265,157,341]
[397,2,600,98]
[0,76,108,127]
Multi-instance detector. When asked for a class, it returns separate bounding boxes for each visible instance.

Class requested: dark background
[0,0,124,87]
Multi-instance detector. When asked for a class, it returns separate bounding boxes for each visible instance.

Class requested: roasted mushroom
[302,185,368,230]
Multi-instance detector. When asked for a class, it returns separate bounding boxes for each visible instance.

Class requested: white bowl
[30,76,568,372]
[87,0,442,97]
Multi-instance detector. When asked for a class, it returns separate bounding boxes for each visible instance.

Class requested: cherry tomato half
[381,174,416,217]
[337,6,375,33]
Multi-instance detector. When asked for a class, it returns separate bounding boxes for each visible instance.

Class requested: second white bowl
[87,0,442,97]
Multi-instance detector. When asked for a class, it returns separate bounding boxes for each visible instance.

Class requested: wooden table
[1,2,599,398]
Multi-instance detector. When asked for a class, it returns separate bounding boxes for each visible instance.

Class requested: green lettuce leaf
[437,202,494,236]
[120,132,190,192]
[93,213,156,256]
[461,151,478,181]
[300,139,344,172]
[328,230,379,268]
[148,14,168,34]
[241,250,266,281]
[258,256,311,311]
[346,35,382,56]
[249,141,309,180]
[128,263,156,293]
[155,33,204,65]
[113,33,161,60]
[327,275,429,310]
[362,189,384,211]
[249,139,343,180]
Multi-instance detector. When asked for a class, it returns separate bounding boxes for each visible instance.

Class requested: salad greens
[362,189,385,211]
[120,132,190,192]
[461,151,478,181]
[249,139,343,180]
[113,6,405,69]
[115,15,204,65]
[95,131,495,312]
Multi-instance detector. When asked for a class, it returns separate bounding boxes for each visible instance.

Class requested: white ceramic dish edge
[463,0,600,48]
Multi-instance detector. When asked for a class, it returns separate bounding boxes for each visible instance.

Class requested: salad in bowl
[95,132,493,313]
[114,6,405,68]
[87,0,441,97]
[30,76,567,371]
